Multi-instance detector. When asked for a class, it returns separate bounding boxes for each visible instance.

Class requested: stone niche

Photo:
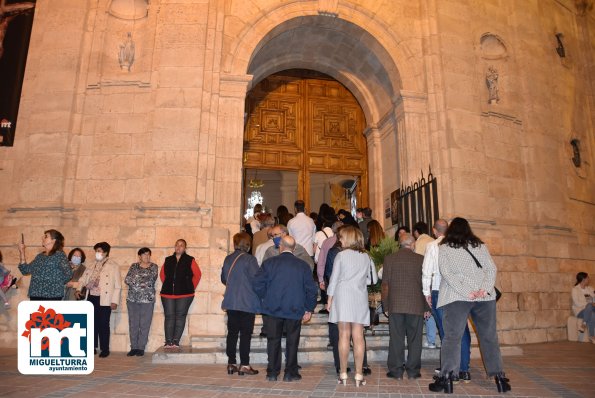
[109,0,149,20]
[479,33,508,60]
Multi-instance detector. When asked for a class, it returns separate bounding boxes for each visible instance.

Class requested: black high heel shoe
[495,373,511,393]
[227,364,238,375]
[428,372,453,394]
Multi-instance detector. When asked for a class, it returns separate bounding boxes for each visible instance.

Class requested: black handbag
[463,247,502,302]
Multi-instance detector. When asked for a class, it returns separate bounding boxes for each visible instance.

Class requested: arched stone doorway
[218,11,433,231]
[242,69,368,217]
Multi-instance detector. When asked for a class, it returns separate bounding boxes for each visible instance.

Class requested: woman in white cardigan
[572,272,594,343]
[74,242,121,357]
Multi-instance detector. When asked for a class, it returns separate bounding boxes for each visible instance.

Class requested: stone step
[151,344,522,366]
[251,312,390,327]
[151,345,440,365]
[191,332,395,350]
[249,323,391,335]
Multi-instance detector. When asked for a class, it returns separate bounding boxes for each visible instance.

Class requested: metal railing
[392,167,439,228]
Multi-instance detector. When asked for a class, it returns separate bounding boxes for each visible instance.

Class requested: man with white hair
[382,233,429,380]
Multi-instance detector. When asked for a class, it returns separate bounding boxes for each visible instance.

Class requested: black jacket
[160,252,196,295]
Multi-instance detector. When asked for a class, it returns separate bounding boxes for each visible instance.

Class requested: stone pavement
[0,342,592,397]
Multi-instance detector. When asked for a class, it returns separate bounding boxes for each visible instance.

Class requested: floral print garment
[18,252,72,298]
[125,262,158,303]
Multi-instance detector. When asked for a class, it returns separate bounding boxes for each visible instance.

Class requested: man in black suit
[255,236,318,382]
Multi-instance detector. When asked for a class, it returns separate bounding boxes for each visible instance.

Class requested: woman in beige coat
[75,242,121,358]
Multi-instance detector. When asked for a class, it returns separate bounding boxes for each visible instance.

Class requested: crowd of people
[234,201,511,393]
[10,232,200,358]
[1,201,591,394]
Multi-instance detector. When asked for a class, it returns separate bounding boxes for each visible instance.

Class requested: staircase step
[191,332,395,350]
[151,345,440,365]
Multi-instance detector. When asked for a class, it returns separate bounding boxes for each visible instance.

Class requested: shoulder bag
[463,247,502,301]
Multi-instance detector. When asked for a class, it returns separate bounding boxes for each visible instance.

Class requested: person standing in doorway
[287,200,316,258]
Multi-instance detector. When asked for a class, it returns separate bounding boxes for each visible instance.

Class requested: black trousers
[328,322,369,369]
[226,310,256,365]
[387,313,423,377]
[88,294,112,353]
[265,316,301,377]
[161,296,194,344]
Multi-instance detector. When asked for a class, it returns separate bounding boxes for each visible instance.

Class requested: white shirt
[422,236,442,296]
[255,239,274,266]
[572,284,594,316]
[287,212,316,256]
[249,217,261,234]
[314,227,333,263]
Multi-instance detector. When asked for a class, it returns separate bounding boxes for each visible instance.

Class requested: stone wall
[0,0,593,350]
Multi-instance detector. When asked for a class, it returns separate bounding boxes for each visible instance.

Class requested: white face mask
[71,256,82,265]
[95,252,104,261]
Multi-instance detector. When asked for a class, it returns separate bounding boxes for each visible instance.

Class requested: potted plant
[367,236,399,306]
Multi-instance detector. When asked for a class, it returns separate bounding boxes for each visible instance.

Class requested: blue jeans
[425,315,437,345]
[577,303,595,336]
[432,290,471,372]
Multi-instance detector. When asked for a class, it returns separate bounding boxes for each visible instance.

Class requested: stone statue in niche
[118,32,135,71]
[486,66,499,104]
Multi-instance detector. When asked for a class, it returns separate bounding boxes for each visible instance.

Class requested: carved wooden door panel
[244,71,368,209]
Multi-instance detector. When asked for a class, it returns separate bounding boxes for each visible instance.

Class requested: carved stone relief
[109,0,149,20]
[118,32,135,72]
[86,0,155,88]
[486,66,499,104]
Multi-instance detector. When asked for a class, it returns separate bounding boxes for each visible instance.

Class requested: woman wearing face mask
[160,239,202,349]
[76,242,121,358]
[18,230,72,301]
[64,248,87,300]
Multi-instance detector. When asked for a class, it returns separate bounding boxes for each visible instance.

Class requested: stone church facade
[0,0,593,351]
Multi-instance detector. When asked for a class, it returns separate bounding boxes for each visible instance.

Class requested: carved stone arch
[247,58,381,124]
[221,2,422,95]
[219,2,432,227]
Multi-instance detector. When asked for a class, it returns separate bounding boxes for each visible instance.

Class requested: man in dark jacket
[255,236,318,382]
[381,233,430,380]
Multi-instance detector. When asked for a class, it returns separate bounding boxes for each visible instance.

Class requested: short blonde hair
[338,225,365,252]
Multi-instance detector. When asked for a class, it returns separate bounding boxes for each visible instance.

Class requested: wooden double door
[243,70,368,212]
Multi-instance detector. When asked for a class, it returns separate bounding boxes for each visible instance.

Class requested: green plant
[368,236,399,293]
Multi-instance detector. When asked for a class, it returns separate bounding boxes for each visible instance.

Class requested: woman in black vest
[160,239,202,348]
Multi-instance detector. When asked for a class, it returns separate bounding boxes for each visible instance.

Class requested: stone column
[213,74,253,233]
[365,126,383,225]
[393,91,431,185]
